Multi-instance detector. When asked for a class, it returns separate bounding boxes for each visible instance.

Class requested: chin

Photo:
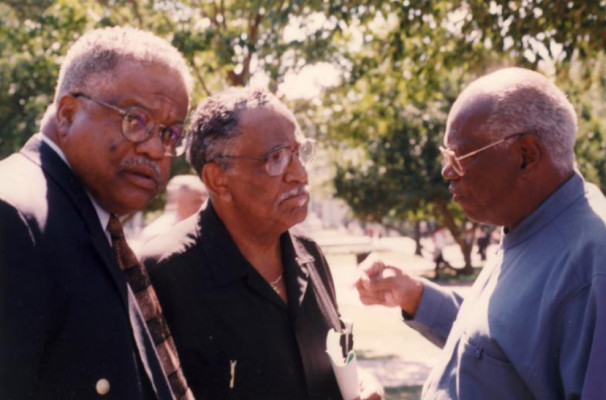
[460,206,485,224]
[463,209,501,226]
[283,209,308,229]
[107,195,155,216]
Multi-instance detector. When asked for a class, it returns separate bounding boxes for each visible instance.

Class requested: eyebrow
[126,97,187,125]
[442,135,466,153]
[262,142,292,158]
[119,97,153,112]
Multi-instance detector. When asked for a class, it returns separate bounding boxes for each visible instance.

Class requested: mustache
[121,157,162,181]
[278,186,307,201]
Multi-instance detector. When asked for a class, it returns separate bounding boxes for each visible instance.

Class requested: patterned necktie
[108,214,194,400]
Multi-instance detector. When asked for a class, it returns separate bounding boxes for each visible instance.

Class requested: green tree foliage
[1,0,605,269]
[322,1,606,270]
[321,2,499,270]
[0,0,372,153]
[168,0,355,91]
[0,1,89,156]
[462,0,606,66]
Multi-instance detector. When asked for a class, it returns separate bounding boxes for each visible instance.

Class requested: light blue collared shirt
[40,134,111,243]
[407,173,606,399]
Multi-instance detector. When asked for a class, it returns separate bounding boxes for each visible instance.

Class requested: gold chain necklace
[269,274,283,294]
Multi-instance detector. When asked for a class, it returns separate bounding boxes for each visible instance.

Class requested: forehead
[235,105,300,150]
[445,94,495,149]
[100,60,189,120]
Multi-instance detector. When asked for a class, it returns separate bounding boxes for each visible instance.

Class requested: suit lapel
[21,135,129,309]
[22,135,177,399]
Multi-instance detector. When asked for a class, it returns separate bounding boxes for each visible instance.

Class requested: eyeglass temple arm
[71,92,126,116]
[456,137,507,161]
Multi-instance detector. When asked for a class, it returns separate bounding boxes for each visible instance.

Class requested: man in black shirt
[139,88,382,400]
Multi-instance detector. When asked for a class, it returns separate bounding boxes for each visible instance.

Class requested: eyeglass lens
[440,148,464,176]
[266,140,316,176]
[121,108,184,156]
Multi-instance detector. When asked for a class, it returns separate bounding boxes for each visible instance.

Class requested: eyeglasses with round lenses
[71,92,185,157]
[440,131,530,176]
[214,138,316,176]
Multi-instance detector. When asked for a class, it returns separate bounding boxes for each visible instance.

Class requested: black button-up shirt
[140,203,343,400]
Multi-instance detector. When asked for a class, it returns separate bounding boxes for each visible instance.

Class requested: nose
[441,161,460,181]
[135,126,167,159]
[284,152,308,183]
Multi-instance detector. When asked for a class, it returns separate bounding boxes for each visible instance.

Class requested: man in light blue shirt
[356,67,606,399]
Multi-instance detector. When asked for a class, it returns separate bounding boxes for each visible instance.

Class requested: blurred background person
[139,174,208,243]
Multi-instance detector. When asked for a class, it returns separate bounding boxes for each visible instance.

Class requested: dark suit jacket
[140,203,344,400]
[0,135,173,400]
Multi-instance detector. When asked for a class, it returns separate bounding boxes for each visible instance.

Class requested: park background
[2,1,606,398]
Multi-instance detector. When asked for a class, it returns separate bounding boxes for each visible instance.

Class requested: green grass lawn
[385,385,423,400]
[325,251,477,399]
[313,231,497,399]
[325,253,437,400]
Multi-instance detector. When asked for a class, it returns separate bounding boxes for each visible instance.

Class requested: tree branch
[238,9,265,85]
[220,0,227,30]
[127,0,143,26]
[191,57,213,96]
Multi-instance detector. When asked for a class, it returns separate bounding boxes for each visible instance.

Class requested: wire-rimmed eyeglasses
[71,92,185,157]
[440,131,531,176]
[211,138,316,176]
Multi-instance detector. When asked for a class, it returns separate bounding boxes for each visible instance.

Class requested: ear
[202,163,232,201]
[516,135,542,172]
[56,95,79,138]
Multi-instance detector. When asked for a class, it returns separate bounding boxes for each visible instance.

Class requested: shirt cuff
[402,279,459,343]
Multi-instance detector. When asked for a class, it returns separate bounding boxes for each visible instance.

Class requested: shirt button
[96,378,110,396]
[474,347,483,359]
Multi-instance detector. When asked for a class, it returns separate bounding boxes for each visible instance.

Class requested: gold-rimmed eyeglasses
[440,131,532,176]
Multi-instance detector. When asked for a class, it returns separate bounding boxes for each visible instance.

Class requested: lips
[279,186,309,206]
[449,185,467,202]
[120,158,162,190]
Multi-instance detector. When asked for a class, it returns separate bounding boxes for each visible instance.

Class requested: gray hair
[54,26,193,105]
[186,87,287,174]
[465,68,577,173]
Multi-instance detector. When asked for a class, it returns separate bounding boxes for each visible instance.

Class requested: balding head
[447,67,577,173]
[442,67,578,228]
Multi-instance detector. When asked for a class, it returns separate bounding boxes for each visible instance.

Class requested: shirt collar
[202,202,315,286]
[502,172,585,250]
[201,203,252,286]
[40,134,111,243]
[40,134,69,166]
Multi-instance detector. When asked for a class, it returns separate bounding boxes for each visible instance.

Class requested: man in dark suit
[139,88,383,400]
[0,27,191,399]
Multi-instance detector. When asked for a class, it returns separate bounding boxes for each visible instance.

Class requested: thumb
[363,260,386,278]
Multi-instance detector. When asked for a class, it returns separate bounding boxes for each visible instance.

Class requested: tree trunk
[433,198,475,275]
[414,220,423,256]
